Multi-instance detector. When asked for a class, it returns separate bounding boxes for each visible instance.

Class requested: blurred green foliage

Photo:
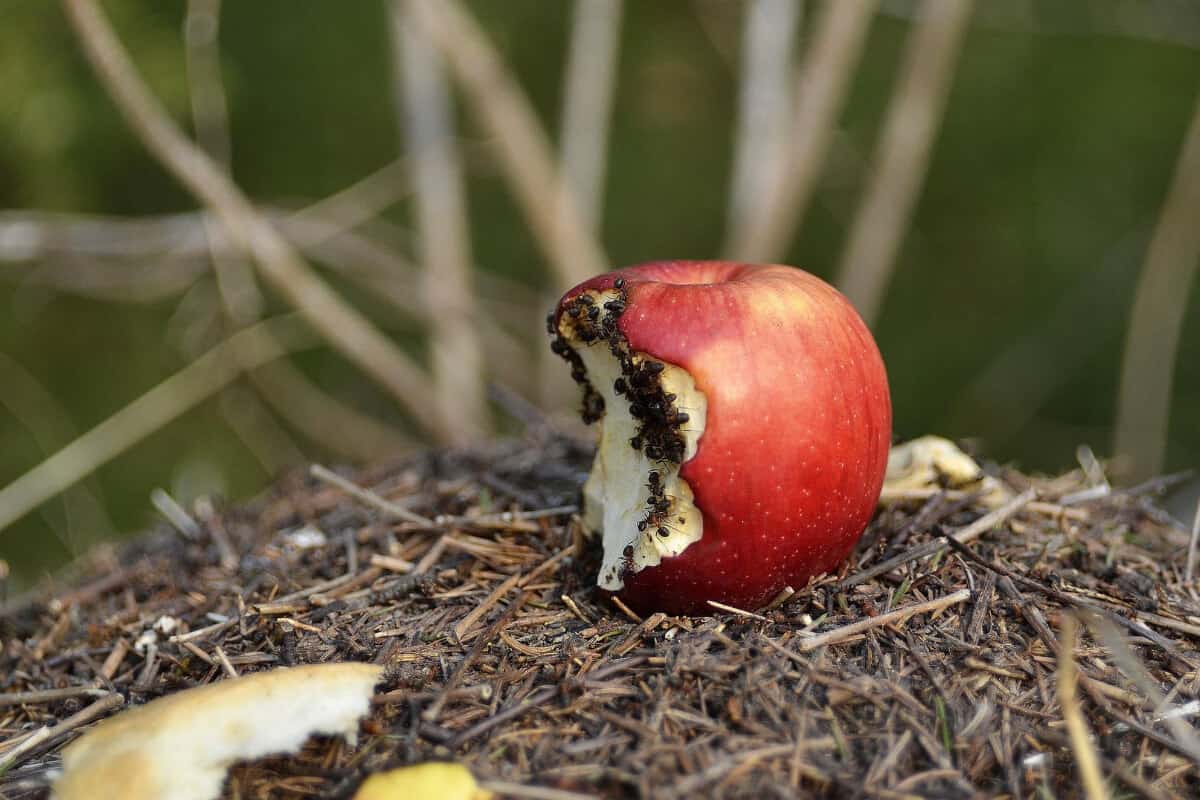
[1,1,1199,588]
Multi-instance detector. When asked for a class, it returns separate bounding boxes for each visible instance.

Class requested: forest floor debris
[2,425,1198,798]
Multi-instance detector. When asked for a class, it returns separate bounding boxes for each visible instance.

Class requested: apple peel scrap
[52,663,382,800]
[882,435,1012,508]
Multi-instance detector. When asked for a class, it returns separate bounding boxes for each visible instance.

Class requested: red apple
[549,261,891,615]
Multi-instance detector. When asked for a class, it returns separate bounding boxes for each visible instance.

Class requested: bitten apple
[548,261,891,615]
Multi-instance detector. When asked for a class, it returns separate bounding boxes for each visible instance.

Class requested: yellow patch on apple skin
[679,336,753,406]
[746,284,813,323]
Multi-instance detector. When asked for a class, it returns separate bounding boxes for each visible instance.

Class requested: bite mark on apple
[549,286,708,591]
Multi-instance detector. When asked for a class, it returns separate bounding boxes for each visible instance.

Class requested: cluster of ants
[548,277,693,542]
[637,469,687,541]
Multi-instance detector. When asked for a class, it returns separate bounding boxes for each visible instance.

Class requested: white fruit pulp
[568,303,708,590]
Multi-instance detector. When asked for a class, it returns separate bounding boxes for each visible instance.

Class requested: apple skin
[560,261,891,615]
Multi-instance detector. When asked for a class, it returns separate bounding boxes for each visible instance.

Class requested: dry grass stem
[726,0,802,241]
[1188,495,1200,583]
[727,0,879,262]
[0,317,313,535]
[409,0,608,289]
[0,693,123,773]
[706,600,770,621]
[184,0,262,326]
[216,384,307,475]
[62,0,449,440]
[843,487,1034,586]
[798,587,970,651]
[835,0,975,327]
[392,0,487,444]
[1057,615,1109,800]
[309,464,434,527]
[560,0,624,235]
[0,351,115,553]
[1113,89,1200,479]
[247,365,413,462]
[1081,609,1200,764]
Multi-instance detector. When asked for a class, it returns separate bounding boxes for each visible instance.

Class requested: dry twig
[797,588,970,651]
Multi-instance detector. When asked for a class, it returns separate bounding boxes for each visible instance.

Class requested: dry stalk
[797,587,970,651]
[309,464,434,527]
[183,0,262,326]
[1188,495,1200,583]
[560,0,624,235]
[1057,615,1109,800]
[835,0,975,327]
[62,0,450,440]
[726,0,802,241]
[0,692,124,772]
[1113,90,1200,480]
[726,0,878,262]
[242,367,411,462]
[0,351,115,552]
[1080,608,1200,764]
[216,384,306,474]
[0,317,313,534]
[409,0,608,289]
[843,488,1035,586]
[391,0,487,444]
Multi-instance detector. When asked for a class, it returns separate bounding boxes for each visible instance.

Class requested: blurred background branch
[0,315,313,535]
[409,0,609,290]
[836,0,974,328]
[727,0,802,243]
[392,0,487,445]
[560,0,624,238]
[62,0,449,440]
[726,0,878,261]
[1113,91,1200,481]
